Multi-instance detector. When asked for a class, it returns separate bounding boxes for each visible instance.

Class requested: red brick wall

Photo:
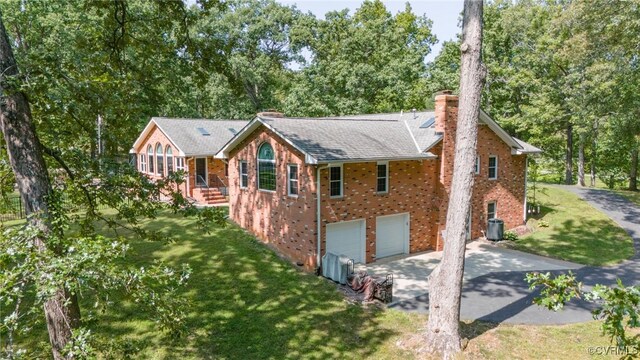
[471,125,526,235]
[227,126,318,269]
[319,160,441,263]
[187,157,228,200]
[433,95,526,248]
[134,123,188,197]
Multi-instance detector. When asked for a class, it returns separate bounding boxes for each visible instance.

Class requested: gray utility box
[487,218,504,241]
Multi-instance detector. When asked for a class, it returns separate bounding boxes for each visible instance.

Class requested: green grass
[5,207,634,359]
[515,184,634,266]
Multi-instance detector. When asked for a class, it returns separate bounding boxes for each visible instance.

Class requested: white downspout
[316,165,329,271]
[523,157,528,223]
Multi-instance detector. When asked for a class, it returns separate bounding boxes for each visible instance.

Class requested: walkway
[368,186,640,324]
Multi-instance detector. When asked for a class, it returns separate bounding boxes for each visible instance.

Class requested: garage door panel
[376,214,408,259]
[326,220,365,263]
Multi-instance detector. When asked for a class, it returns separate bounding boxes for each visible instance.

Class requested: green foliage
[527,272,640,359]
[283,0,436,116]
[503,230,518,241]
[526,271,582,311]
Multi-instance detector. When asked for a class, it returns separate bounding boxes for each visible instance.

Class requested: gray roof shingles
[259,113,438,162]
[153,117,249,156]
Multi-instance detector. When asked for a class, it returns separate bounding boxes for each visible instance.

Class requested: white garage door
[376,213,409,259]
[326,220,366,263]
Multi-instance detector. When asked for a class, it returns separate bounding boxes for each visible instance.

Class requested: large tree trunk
[422,0,485,358]
[630,147,638,191]
[565,123,573,184]
[0,11,80,359]
[578,133,585,186]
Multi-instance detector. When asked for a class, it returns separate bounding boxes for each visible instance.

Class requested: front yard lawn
[515,184,634,266]
[4,207,632,359]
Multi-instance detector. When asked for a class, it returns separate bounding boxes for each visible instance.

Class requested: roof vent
[420,117,436,128]
[228,127,238,135]
[197,127,210,136]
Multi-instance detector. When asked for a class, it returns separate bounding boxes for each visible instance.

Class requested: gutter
[316,164,329,273]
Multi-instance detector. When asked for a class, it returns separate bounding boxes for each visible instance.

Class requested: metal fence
[0,195,110,222]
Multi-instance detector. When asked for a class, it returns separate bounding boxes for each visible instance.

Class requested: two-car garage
[325,213,410,264]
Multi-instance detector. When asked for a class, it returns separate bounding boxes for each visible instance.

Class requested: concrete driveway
[357,240,583,304]
[355,186,640,325]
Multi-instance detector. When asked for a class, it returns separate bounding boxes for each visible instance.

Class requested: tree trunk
[630,147,638,191]
[578,133,585,186]
[422,1,485,358]
[0,11,80,359]
[565,123,573,184]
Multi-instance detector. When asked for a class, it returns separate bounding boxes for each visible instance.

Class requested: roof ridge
[152,117,249,122]
[261,116,400,122]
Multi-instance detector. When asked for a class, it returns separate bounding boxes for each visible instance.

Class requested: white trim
[147,144,154,174]
[287,163,299,197]
[376,161,389,194]
[524,157,528,222]
[479,110,521,149]
[488,155,498,180]
[131,119,187,157]
[487,201,497,220]
[239,160,248,189]
[403,119,422,152]
[216,117,319,164]
[329,164,343,198]
[195,157,208,187]
[155,143,164,176]
[257,142,276,192]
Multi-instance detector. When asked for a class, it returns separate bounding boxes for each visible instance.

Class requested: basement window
[487,202,497,220]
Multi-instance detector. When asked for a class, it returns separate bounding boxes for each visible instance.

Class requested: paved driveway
[358,186,640,325]
[356,240,582,303]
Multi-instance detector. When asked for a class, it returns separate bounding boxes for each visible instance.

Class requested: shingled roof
[131,118,249,156]
[217,110,542,163]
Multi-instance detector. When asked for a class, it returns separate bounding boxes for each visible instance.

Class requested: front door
[195,158,207,187]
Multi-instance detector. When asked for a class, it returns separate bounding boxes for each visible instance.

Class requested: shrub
[503,230,518,241]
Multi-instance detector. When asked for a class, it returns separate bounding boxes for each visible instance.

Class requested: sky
[278,0,464,62]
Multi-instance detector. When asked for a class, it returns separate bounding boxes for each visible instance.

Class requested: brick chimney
[434,90,459,251]
[257,109,284,118]
[434,90,458,134]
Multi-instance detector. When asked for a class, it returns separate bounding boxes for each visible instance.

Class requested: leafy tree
[527,272,640,360]
[283,0,436,116]
[0,2,227,358]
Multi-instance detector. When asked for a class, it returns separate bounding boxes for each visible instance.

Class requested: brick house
[216,94,541,271]
[130,117,248,204]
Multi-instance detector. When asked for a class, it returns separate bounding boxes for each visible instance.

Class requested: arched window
[147,145,154,174]
[156,143,164,175]
[257,143,276,191]
[166,146,174,174]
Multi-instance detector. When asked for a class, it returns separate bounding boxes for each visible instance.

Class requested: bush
[503,230,518,241]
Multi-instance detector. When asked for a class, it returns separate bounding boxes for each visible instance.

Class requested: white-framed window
[166,146,174,174]
[487,201,497,220]
[475,155,480,174]
[376,161,388,193]
[488,155,498,180]
[329,165,342,197]
[156,143,164,176]
[257,143,276,191]
[139,154,146,172]
[147,145,154,174]
[239,160,248,189]
[287,164,299,197]
[175,157,185,171]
